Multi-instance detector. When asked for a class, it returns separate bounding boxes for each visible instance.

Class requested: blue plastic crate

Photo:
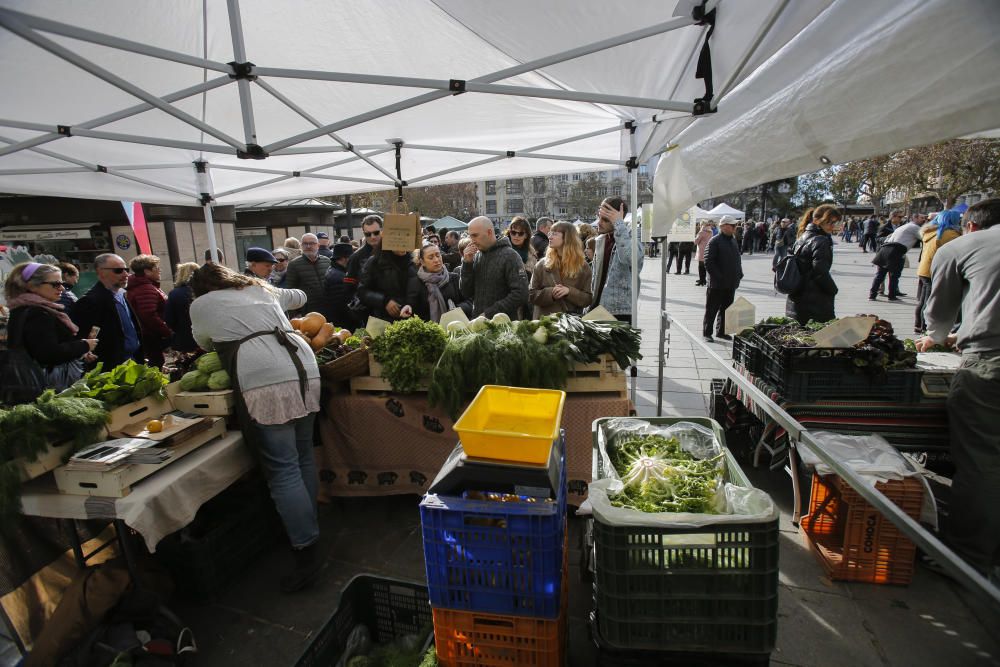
[420,434,566,618]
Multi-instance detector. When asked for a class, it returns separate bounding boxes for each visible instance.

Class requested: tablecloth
[316,392,631,505]
[19,432,253,552]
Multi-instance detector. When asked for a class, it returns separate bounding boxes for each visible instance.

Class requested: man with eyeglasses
[343,215,383,321]
[285,233,332,317]
[70,253,143,368]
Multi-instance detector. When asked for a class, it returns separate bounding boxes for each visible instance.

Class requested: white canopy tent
[706,202,745,219]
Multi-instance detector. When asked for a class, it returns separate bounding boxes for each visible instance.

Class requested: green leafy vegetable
[371,317,447,393]
[60,360,169,406]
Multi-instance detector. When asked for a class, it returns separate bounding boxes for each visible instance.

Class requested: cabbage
[196,351,222,374]
[207,370,231,390]
[180,370,209,391]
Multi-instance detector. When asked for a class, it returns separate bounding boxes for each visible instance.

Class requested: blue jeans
[255,412,319,548]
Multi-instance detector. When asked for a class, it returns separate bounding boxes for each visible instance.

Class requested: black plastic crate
[589,612,771,666]
[775,367,923,402]
[591,417,779,656]
[731,335,762,374]
[755,332,856,382]
[709,378,727,425]
[295,575,432,667]
[156,477,282,601]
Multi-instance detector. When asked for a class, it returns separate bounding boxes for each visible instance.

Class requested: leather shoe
[715,333,733,341]
[703,335,715,343]
[868,295,877,301]
[281,542,323,593]
[896,292,907,297]
[887,296,900,302]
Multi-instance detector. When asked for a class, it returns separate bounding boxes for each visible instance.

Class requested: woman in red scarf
[3,262,97,391]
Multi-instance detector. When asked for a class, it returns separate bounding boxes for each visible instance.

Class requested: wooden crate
[54,418,226,498]
[106,394,171,434]
[171,389,235,417]
[14,441,75,482]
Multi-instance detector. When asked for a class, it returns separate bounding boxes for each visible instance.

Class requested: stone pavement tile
[856,597,1000,667]
[776,530,852,597]
[772,586,885,667]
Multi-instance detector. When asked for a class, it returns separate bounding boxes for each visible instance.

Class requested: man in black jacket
[702,217,743,343]
[343,215,382,317]
[70,253,144,368]
[531,217,553,258]
[323,243,356,329]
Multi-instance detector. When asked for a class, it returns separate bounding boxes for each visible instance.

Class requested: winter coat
[164,284,198,352]
[358,251,418,322]
[70,281,144,368]
[590,220,643,315]
[917,224,961,279]
[284,254,331,316]
[406,270,471,322]
[785,223,838,325]
[125,274,171,360]
[7,305,89,369]
[529,257,593,318]
[344,243,376,300]
[530,230,549,258]
[695,227,712,262]
[459,236,529,320]
[322,261,354,329]
[703,233,743,290]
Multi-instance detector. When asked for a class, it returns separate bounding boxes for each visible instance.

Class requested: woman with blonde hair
[189,262,322,592]
[529,221,593,317]
[164,261,200,352]
[787,204,842,325]
[283,237,303,261]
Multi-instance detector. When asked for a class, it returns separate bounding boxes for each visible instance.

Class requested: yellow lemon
[146,419,164,433]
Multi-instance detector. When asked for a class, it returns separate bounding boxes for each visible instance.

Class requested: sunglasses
[364,230,381,238]
[39,281,65,288]
[509,230,526,237]
[100,267,130,274]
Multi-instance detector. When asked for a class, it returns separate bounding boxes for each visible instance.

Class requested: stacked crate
[420,435,568,667]
[589,417,780,666]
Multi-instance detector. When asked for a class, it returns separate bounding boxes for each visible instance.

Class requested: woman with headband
[2,262,98,399]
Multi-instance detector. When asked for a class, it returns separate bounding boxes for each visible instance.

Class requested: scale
[428,438,562,499]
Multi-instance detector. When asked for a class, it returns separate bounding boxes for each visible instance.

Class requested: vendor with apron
[189,262,322,593]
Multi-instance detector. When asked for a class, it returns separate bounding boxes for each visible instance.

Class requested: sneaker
[716,333,733,341]
[703,335,715,343]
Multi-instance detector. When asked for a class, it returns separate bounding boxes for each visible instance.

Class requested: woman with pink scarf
[3,262,97,391]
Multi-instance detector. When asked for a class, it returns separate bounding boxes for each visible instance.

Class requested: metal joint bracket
[228,61,257,81]
[193,160,208,173]
[625,120,636,133]
[57,125,72,137]
[199,192,213,206]
[292,171,301,177]
[692,1,709,23]
[399,180,407,187]
[449,79,466,94]
[506,151,515,158]
[237,144,268,160]
[625,156,638,172]
[95,165,107,173]
[346,142,354,151]
[692,98,717,116]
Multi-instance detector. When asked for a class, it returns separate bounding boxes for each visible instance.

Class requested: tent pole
[253,66,692,111]
[255,79,399,182]
[262,12,705,153]
[629,158,639,408]
[301,148,397,174]
[0,11,245,150]
[0,7,232,72]
[0,76,232,159]
[195,163,220,264]
[213,172,395,200]
[226,0,258,147]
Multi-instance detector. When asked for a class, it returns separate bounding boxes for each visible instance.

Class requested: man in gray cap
[244,247,278,280]
[316,231,334,258]
[702,215,743,342]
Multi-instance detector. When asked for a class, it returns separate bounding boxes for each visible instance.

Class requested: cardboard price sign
[382,201,422,252]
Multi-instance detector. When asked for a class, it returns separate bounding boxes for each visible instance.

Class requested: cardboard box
[381,206,422,252]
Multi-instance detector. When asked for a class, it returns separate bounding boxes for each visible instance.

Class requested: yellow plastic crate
[453,385,566,465]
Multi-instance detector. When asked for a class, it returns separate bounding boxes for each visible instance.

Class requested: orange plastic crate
[801,473,924,585]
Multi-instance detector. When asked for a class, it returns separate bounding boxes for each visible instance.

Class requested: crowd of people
[0,197,643,592]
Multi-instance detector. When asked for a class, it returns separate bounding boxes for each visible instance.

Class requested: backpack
[774,247,804,295]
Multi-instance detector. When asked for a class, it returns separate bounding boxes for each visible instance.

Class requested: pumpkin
[299,312,326,337]
[336,329,352,345]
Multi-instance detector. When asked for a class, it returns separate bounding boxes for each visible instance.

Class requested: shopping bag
[381,200,422,252]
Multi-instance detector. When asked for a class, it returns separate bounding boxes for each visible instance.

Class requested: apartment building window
[572,173,581,181]
[558,174,569,182]
[533,177,546,193]
[533,198,545,213]
[507,198,524,214]
[485,180,496,195]
[506,179,523,195]
[485,199,497,214]
[559,207,567,215]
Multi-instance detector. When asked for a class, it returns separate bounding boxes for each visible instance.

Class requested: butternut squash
[300,312,326,337]
[311,323,335,351]
[290,318,303,331]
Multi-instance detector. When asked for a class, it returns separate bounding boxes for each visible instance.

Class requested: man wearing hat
[316,232,334,258]
[323,242,357,328]
[702,215,743,343]
[244,247,278,280]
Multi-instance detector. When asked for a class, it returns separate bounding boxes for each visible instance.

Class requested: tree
[896,139,1000,209]
[567,173,604,219]
[836,156,902,214]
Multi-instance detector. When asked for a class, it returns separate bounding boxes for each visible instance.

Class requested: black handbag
[0,313,46,405]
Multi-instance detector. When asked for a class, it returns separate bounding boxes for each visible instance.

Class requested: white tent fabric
[706,203,744,219]
[0,0,836,207]
[653,0,1000,226]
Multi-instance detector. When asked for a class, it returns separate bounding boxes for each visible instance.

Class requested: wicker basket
[318,346,369,383]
